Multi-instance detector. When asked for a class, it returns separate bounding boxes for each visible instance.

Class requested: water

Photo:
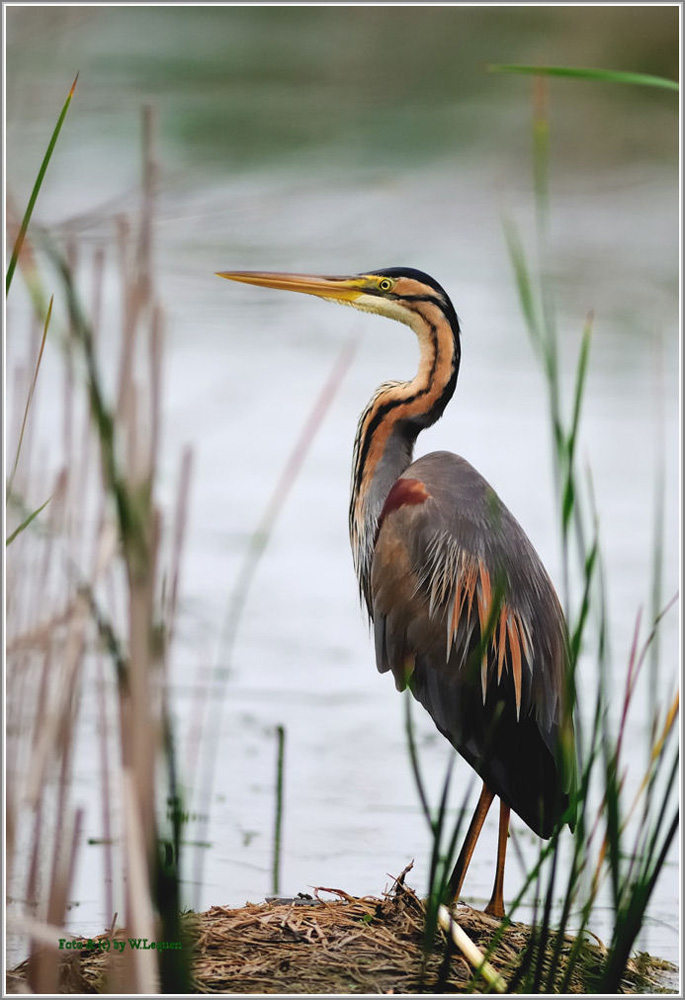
[6,6,679,972]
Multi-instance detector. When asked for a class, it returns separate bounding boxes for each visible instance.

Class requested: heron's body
[218,265,576,916]
[369,451,568,837]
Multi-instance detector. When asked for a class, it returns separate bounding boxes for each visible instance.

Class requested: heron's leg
[484,800,510,918]
[447,782,495,903]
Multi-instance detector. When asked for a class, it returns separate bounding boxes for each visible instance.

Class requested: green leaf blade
[488,64,678,92]
[6,73,78,295]
[6,496,51,546]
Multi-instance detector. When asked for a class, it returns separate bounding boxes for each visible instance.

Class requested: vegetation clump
[8,880,677,995]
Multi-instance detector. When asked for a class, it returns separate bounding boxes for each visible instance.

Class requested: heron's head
[216,267,460,338]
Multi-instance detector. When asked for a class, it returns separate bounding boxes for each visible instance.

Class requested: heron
[217,266,576,918]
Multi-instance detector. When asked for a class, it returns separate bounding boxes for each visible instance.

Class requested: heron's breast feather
[378,477,431,530]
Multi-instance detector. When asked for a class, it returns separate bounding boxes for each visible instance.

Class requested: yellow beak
[216,270,366,303]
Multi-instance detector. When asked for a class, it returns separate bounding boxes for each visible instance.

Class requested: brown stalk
[166,445,194,646]
[24,643,55,909]
[97,652,115,929]
[7,300,51,498]
[8,100,184,994]
[115,213,136,425]
[30,808,84,993]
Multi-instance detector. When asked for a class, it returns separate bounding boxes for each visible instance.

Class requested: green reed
[499,70,678,993]
[272,725,287,897]
[489,63,679,92]
[6,74,77,295]
[408,66,678,994]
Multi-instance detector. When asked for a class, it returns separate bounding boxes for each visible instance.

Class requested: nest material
[8,879,675,994]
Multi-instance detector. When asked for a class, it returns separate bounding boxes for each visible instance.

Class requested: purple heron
[217,267,576,917]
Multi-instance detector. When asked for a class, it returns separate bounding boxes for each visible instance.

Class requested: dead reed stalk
[6,103,192,993]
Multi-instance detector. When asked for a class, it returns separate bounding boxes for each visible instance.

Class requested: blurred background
[6,4,679,968]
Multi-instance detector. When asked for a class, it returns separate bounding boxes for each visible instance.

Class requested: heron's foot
[484,898,506,919]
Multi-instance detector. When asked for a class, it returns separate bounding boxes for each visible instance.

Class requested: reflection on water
[6,5,679,969]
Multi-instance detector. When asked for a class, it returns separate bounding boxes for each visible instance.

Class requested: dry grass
[6,104,190,993]
[7,880,675,995]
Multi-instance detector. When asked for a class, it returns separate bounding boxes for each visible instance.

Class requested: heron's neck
[349,306,460,605]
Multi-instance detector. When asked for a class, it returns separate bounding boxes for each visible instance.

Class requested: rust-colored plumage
[218,266,576,919]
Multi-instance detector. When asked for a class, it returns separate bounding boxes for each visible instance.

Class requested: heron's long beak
[216,270,366,303]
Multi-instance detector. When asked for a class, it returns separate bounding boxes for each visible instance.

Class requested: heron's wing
[370,451,576,834]
[371,452,567,721]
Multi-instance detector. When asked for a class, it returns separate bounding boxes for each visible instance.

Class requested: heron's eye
[378,278,394,292]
